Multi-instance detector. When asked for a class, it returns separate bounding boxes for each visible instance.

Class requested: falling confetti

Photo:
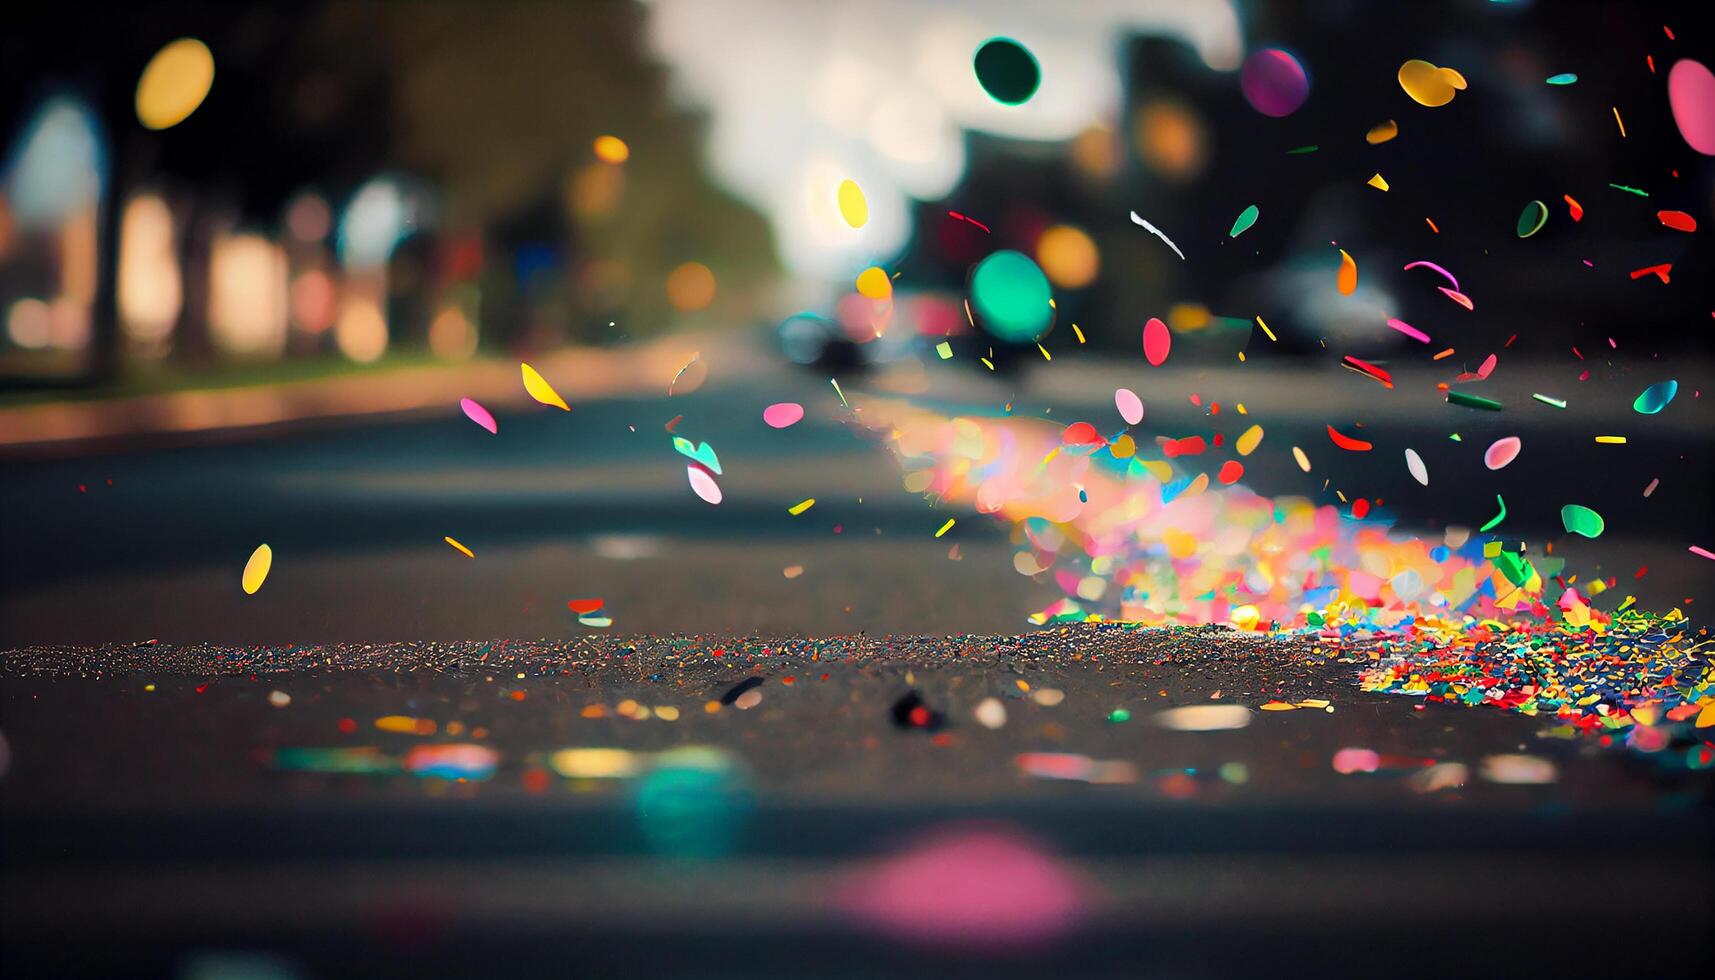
[1667,59,1715,155]
[1398,59,1467,107]
[1114,388,1144,425]
[1229,204,1260,238]
[1560,504,1605,538]
[1336,249,1357,295]
[1404,448,1429,486]
[1483,436,1521,470]
[1128,211,1185,261]
[241,544,272,595]
[521,362,569,410]
[1142,317,1171,366]
[763,402,805,429]
[444,536,474,558]
[686,465,722,505]
[1633,379,1678,414]
[837,178,868,228]
[459,397,497,434]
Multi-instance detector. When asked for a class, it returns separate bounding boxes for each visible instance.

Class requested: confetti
[1479,495,1507,532]
[1326,424,1372,451]
[1405,449,1429,486]
[1516,200,1548,238]
[1229,204,1260,238]
[1115,388,1144,425]
[1633,380,1677,414]
[686,465,722,505]
[567,599,604,614]
[1531,393,1567,409]
[672,436,722,474]
[1365,119,1399,144]
[1447,390,1502,411]
[788,498,815,516]
[1398,59,1467,107]
[1291,446,1311,472]
[444,536,474,557]
[1142,317,1171,366]
[1254,315,1277,342]
[855,266,891,299]
[1128,211,1184,261]
[1560,504,1605,538]
[1483,436,1521,470]
[1385,318,1430,343]
[1336,249,1357,295]
[763,402,805,428]
[1667,60,1715,154]
[836,178,868,228]
[1657,210,1697,231]
[520,362,569,410]
[459,397,497,434]
[241,544,272,595]
[1154,705,1251,732]
[1235,424,1264,456]
[1366,172,1389,191]
[934,518,956,538]
[1545,73,1578,85]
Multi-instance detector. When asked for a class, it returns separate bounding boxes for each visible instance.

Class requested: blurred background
[1,0,1711,641]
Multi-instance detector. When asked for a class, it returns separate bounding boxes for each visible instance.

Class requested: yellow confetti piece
[1366,172,1389,191]
[830,377,847,406]
[1258,700,1298,711]
[1292,446,1311,472]
[1612,106,1625,138]
[1037,343,1051,361]
[836,178,868,228]
[855,266,891,299]
[934,518,956,538]
[788,498,815,516]
[979,357,995,371]
[375,715,436,735]
[1594,435,1627,444]
[444,536,475,558]
[241,544,272,595]
[1254,316,1277,342]
[1072,323,1086,344]
[521,362,569,410]
[1236,424,1264,456]
[1365,119,1399,144]
[935,341,953,359]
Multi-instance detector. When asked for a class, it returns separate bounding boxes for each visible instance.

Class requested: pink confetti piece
[686,464,722,505]
[1385,318,1431,343]
[1483,436,1521,470]
[1439,287,1474,310]
[1690,545,1715,561]
[763,402,805,428]
[1114,388,1144,425]
[1402,260,1459,291]
[459,397,497,434]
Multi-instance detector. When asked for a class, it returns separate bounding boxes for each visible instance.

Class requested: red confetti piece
[1216,460,1243,484]
[1352,499,1371,519]
[567,599,604,614]
[947,211,991,234]
[1341,355,1394,388]
[1162,436,1208,458]
[1657,210,1697,232]
[1564,194,1583,221]
[1629,263,1672,283]
[1327,424,1373,451]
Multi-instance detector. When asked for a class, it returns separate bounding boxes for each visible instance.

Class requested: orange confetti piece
[444,536,475,557]
[1336,249,1357,295]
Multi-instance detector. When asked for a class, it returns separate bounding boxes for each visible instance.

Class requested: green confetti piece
[1480,494,1507,533]
[935,341,953,360]
[1531,393,1567,409]
[1560,504,1605,538]
[1107,708,1131,723]
[1516,200,1548,238]
[1447,390,1503,411]
[1545,73,1578,85]
[1230,204,1260,238]
[1632,379,1677,414]
[1287,144,1319,154]
[1608,183,1649,197]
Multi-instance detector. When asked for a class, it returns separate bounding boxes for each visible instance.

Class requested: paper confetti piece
[1365,119,1398,144]
[1633,379,1677,414]
[837,178,868,228]
[1479,495,1507,532]
[1129,211,1185,260]
[1327,424,1372,451]
[855,266,891,299]
[521,363,569,410]
[1342,356,1393,388]
[1447,390,1501,411]
[1657,210,1697,232]
[1235,424,1264,456]
[460,397,497,434]
[1254,315,1277,342]
[1292,446,1311,472]
[444,536,474,558]
[686,465,722,505]
[1439,287,1474,310]
[1143,317,1171,366]
[1565,195,1583,221]
[1336,249,1357,295]
[934,518,956,538]
[242,544,272,595]
[1531,393,1567,409]
[1560,504,1605,538]
[1594,435,1627,444]
[1115,388,1144,425]
[1398,59,1466,107]
[1385,318,1430,343]
[788,498,815,516]
[1366,173,1389,191]
[567,599,604,614]
[1546,73,1578,85]
[763,402,804,428]
[935,341,953,360]
[1404,449,1428,486]
[1483,436,1521,470]
[1516,200,1548,238]
[1229,205,1259,238]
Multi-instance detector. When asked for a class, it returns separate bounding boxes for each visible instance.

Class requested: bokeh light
[969,250,1052,342]
[428,305,478,361]
[335,296,388,363]
[207,233,288,357]
[1132,100,1206,180]
[1034,224,1098,289]
[118,195,182,347]
[592,134,630,163]
[135,38,216,131]
[665,261,716,312]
